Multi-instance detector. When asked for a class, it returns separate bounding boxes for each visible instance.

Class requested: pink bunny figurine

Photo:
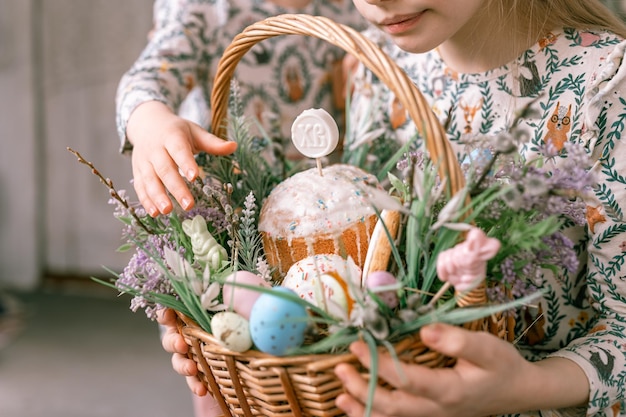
[436,227,501,292]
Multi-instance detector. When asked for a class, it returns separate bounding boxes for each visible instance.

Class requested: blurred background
[0,1,193,416]
[0,1,625,417]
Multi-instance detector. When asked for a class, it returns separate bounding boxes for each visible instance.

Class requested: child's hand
[156,308,208,397]
[126,101,237,216]
[334,323,589,417]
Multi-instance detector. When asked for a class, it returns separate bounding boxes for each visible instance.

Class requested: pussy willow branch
[467,96,543,197]
[67,147,154,235]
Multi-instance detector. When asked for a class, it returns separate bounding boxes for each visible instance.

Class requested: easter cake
[258,164,380,278]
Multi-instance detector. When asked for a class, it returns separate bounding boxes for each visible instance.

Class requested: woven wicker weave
[176,14,510,417]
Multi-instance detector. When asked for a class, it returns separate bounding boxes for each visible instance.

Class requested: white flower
[431,189,467,230]
[366,187,408,214]
[163,247,195,280]
[201,282,227,311]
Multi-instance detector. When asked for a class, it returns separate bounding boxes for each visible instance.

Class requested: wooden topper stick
[291,108,339,176]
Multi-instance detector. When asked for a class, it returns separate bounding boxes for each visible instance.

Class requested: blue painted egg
[249,287,308,356]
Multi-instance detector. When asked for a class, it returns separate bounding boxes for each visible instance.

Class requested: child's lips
[378,12,425,35]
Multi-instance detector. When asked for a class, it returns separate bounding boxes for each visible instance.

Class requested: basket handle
[209,14,465,196]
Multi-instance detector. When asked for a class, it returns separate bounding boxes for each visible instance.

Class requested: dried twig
[67,147,154,234]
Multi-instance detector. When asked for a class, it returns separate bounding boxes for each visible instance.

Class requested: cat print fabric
[345,27,626,417]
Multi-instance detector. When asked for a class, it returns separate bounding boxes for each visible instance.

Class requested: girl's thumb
[189,123,238,156]
[420,323,495,367]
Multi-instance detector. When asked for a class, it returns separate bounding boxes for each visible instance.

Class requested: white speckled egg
[222,270,271,320]
[365,270,400,308]
[281,254,361,318]
[210,311,253,353]
[249,287,308,356]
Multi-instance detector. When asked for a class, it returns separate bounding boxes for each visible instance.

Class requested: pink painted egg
[222,270,271,320]
[365,270,399,308]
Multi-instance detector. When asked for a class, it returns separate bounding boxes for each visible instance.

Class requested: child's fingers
[172,352,198,377]
[172,354,208,396]
[347,337,456,401]
[143,145,194,213]
[335,392,382,417]
[131,148,178,214]
[335,362,437,417]
[155,308,176,326]
[334,362,394,414]
[171,354,208,396]
[189,123,238,156]
[130,157,160,217]
[334,363,371,416]
[161,325,188,355]
[420,323,504,368]
[186,374,208,397]
[164,125,201,182]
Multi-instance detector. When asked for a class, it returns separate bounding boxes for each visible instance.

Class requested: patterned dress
[116,0,367,160]
[344,27,626,417]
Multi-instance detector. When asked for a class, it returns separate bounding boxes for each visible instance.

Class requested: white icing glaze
[258,164,380,238]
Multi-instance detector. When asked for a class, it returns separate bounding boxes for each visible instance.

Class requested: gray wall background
[1,0,625,291]
[1,0,152,290]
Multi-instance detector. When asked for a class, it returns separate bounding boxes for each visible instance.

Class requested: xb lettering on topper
[291,108,339,159]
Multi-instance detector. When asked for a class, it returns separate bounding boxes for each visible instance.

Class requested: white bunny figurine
[182,215,228,270]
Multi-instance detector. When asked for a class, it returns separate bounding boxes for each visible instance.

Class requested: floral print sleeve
[345,29,626,417]
[115,0,366,154]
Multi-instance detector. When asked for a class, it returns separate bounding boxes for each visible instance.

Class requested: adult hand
[334,323,589,417]
[126,101,238,216]
[156,308,208,396]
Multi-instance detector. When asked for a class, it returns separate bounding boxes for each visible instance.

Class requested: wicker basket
[176,14,510,417]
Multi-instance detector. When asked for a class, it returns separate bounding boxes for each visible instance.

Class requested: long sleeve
[548,41,626,416]
[345,28,626,416]
[114,0,367,154]
[115,0,219,152]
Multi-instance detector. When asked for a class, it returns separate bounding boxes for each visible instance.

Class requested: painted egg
[222,270,271,320]
[282,254,361,318]
[210,311,253,353]
[365,270,400,308]
[249,287,308,356]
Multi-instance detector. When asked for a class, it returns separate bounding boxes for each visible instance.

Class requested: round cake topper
[291,109,339,159]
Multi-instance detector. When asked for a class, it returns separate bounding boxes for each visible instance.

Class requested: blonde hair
[496,0,626,41]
